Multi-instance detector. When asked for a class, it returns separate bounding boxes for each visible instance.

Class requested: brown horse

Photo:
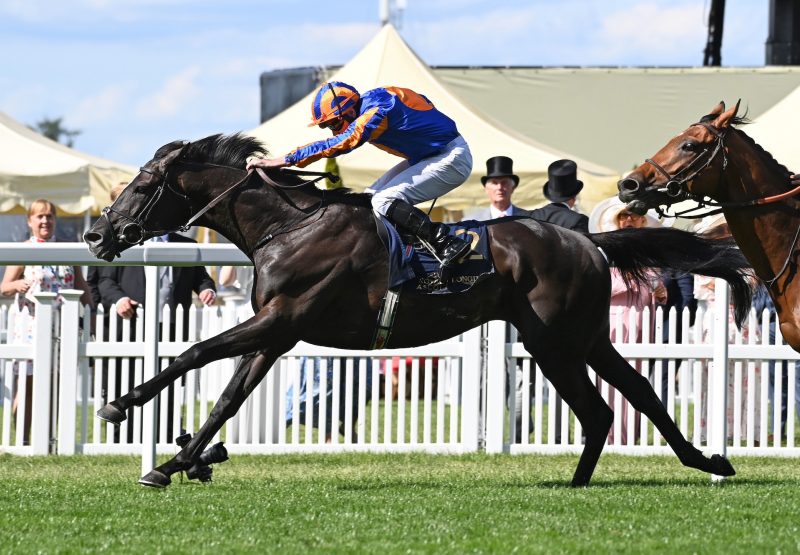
[83,134,750,488]
[618,101,800,350]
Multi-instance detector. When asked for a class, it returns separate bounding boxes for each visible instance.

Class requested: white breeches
[365,135,472,216]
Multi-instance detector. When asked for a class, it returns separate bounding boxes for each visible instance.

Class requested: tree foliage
[32,117,81,147]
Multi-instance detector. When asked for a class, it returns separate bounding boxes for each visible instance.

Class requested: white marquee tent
[250,25,621,214]
[0,111,135,216]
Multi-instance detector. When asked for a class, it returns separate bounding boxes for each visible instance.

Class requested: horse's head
[618,100,742,214]
[84,140,193,261]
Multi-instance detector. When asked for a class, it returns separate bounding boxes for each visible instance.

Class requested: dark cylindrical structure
[766,0,800,65]
[703,0,726,66]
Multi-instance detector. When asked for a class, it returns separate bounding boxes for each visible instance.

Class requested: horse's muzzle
[83,227,117,262]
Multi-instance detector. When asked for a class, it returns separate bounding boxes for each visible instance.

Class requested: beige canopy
[250,25,621,214]
[433,66,800,175]
[0,111,136,215]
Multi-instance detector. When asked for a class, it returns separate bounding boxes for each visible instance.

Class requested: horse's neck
[197,180,326,257]
[724,134,800,291]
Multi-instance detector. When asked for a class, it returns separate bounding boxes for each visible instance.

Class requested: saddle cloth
[375,215,494,294]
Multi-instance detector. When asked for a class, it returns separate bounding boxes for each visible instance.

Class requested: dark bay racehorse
[84,134,751,488]
[618,101,800,350]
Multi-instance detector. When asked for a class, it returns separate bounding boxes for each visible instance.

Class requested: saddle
[374,215,495,295]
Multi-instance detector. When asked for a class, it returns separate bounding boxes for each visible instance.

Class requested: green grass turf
[1,452,799,554]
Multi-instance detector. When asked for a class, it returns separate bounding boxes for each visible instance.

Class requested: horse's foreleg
[98,310,290,424]
[139,350,277,488]
[588,339,735,478]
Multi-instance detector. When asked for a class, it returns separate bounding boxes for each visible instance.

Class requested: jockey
[247,81,473,272]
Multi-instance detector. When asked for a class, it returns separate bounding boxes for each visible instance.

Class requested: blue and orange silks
[285,87,460,168]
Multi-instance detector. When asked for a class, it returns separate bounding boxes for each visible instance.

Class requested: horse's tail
[587,227,754,326]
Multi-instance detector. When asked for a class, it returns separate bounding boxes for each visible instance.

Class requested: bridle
[102,155,337,247]
[643,122,729,208]
[641,121,800,288]
[101,165,197,245]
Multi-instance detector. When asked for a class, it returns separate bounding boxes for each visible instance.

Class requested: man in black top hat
[527,159,589,232]
[471,156,528,221]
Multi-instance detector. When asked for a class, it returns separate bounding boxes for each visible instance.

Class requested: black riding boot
[385,199,472,271]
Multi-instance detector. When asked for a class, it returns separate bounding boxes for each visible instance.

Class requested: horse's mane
[179,133,372,206]
[183,133,266,169]
[733,129,794,182]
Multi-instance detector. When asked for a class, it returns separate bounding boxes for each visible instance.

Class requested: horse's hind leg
[139,349,276,488]
[524,342,613,486]
[587,338,735,478]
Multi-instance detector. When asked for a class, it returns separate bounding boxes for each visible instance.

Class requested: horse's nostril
[83,231,102,244]
[618,178,640,193]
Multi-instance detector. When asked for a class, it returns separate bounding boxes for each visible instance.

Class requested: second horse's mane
[698,112,794,184]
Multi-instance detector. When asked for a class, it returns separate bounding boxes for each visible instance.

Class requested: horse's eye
[681,141,698,152]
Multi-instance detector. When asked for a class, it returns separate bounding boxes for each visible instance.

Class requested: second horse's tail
[588,227,753,326]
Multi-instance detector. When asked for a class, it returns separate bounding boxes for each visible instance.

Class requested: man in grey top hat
[528,159,589,232]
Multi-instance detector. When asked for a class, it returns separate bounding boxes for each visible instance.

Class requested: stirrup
[440,237,472,268]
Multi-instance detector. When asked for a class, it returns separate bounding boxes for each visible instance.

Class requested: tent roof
[250,25,620,213]
[433,66,800,174]
[0,111,136,215]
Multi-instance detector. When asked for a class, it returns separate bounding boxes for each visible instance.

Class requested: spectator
[285,356,370,442]
[1,198,93,443]
[751,282,800,445]
[469,156,527,220]
[526,159,589,232]
[471,156,553,443]
[590,197,667,445]
[653,269,696,407]
[693,214,761,444]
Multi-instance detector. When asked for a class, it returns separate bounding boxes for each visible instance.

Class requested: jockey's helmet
[309,81,360,127]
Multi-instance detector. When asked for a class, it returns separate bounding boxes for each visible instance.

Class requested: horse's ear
[155,142,189,173]
[708,101,726,116]
[714,99,741,129]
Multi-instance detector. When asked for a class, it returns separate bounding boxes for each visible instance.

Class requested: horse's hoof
[710,454,736,477]
[139,469,171,488]
[97,401,126,425]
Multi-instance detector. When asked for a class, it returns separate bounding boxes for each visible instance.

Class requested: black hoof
[710,454,736,477]
[139,469,171,488]
[97,401,126,425]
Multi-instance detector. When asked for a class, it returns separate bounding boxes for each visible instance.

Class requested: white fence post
[484,320,507,453]
[141,266,160,476]
[710,279,729,481]
[460,326,482,451]
[56,290,83,455]
[31,292,57,455]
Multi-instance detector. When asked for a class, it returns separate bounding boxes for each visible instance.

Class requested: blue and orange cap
[309,81,360,127]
